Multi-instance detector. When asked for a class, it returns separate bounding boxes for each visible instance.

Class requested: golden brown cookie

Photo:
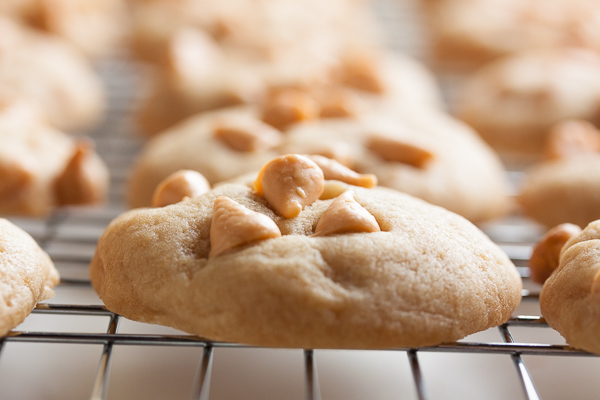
[455,48,600,159]
[0,103,110,216]
[0,17,105,132]
[539,220,600,354]
[127,106,282,208]
[0,218,59,336]
[519,120,600,228]
[92,155,522,349]
[280,107,510,223]
[0,0,128,58]
[424,0,600,70]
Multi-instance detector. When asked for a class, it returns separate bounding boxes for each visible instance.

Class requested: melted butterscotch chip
[592,270,600,295]
[55,141,109,206]
[340,53,385,94]
[367,135,435,168]
[529,223,582,284]
[305,155,377,188]
[544,119,600,160]
[261,89,320,130]
[152,170,211,207]
[254,154,324,218]
[209,196,281,257]
[314,191,380,236]
[213,117,282,152]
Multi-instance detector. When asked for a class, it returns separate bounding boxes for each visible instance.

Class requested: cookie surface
[456,48,600,159]
[540,220,600,354]
[0,104,110,216]
[0,218,59,336]
[92,178,522,349]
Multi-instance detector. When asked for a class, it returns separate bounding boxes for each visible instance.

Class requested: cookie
[538,220,600,354]
[0,103,110,216]
[0,218,59,336]
[135,25,442,135]
[0,17,105,132]
[519,120,600,228]
[0,0,128,58]
[279,107,510,223]
[455,48,600,159]
[127,106,282,208]
[91,154,522,349]
[424,0,600,70]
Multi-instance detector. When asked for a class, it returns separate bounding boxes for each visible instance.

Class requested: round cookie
[127,106,282,208]
[91,156,522,349]
[136,34,443,135]
[0,218,59,336]
[0,0,128,58]
[519,120,600,228]
[539,220,600,354]
[280,107,510,223]
[455,48,600,160]
[0,17,105,132]
[0,103,110,216]
[424,0,600,70]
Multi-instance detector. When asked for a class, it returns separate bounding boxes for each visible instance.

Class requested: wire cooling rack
[2,1,600,399]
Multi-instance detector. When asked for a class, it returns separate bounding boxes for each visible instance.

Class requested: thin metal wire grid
[1,1,599,399]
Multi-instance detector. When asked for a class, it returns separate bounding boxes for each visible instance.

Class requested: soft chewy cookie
[0,103,110,216]
[0,218,59,336]
[0,17,105,132]
[92,154,522,349]
[127,106,282,208]
[280,107,510,223]
[0,0,128,58]
[536,220,600,354]
[519,120,600,228]
[136,30,443,135]
[424,0,600,70]
[455,48,600,159]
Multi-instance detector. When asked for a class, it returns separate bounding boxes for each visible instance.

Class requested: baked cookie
[424,0,600,70]
[519,120,600,228]
[537,220,600,354]
[91,154,522,349]
[0,218,59,336]
[279,107,510,223]
[129,0,380,64]
[127,106,282,208]
[135,26,442,135]
[0,17,105,132]
[0,0,128,58]
[455,48,600,160]
[0,103,110,216]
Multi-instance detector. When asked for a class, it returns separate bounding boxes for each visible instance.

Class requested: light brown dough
[540,220,600,354]
[0,16,105,131]
[0,218,59,336]
[91,180,522,349]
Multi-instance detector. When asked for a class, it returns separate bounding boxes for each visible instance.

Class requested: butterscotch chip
[213,117,282,153]
[254,154,324,218]
[0,218,59,336]
[55,141,110,206]
[540,219,600,354]
[152,169,210,207]
[544,119,600,160]
[261,89,320,130]
[528,223,582,284]
[313,191,380,236]
[317,89,360,118]
[366,135,435,169]
[305,154,376,188]
[90,180,522,349]
[209,196,281,257]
